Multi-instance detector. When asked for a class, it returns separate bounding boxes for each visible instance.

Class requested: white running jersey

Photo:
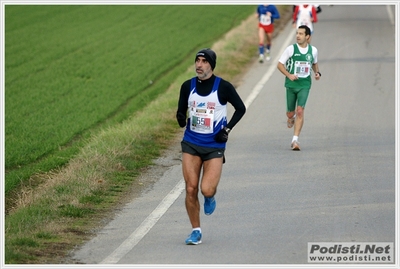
[183,77,228,148]
[296,5,314,33]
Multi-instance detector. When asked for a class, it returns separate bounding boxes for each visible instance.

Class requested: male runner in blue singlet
[176,48,246,245]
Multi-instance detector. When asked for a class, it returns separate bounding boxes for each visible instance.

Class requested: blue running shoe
[185,230,202,245]
[204,196,216,215]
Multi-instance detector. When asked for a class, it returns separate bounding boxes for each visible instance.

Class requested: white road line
[386,5,394,26]
[100,179,185,264]
[100,24,295,265]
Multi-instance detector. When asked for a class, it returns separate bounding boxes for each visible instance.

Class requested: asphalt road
[71,5,396,266]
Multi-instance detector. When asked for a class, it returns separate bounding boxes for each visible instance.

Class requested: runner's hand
[214,129,229,143]
[176,112,186,127]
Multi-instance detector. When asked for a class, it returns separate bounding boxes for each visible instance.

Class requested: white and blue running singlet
[183,76,228,148]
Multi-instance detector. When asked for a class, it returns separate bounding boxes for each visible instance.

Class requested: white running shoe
[291,140,300,151]
[266,50,271,61]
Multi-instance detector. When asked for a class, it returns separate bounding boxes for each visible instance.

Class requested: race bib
[189,106,214,134]
[260,14,271,25]
[300,20,311,27]
[294,61,311,78]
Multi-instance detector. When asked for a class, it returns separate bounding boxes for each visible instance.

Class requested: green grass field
[5,5,255,194]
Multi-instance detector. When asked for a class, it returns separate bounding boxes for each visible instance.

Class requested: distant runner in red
[256,4,280,63]
[292,4,318,36]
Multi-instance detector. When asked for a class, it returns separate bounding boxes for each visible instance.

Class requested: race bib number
[260,14,271,25]
[300,20,311,27]
[294,61,311,78]
[189,107,214,134]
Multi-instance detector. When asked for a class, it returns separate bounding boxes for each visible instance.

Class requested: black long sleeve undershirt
[177,74,246,130]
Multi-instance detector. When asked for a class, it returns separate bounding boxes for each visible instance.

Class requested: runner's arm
[176,80,190,127]
[218,81,246,130]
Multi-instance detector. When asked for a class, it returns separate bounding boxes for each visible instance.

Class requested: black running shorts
[181,140,225,162]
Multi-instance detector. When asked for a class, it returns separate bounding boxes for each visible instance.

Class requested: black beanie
[195,48,217,70]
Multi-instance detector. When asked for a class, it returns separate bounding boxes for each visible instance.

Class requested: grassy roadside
[4,6,292,264]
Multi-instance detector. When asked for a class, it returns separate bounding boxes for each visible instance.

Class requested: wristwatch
[224,127,231,134]
[316,71,321,76]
